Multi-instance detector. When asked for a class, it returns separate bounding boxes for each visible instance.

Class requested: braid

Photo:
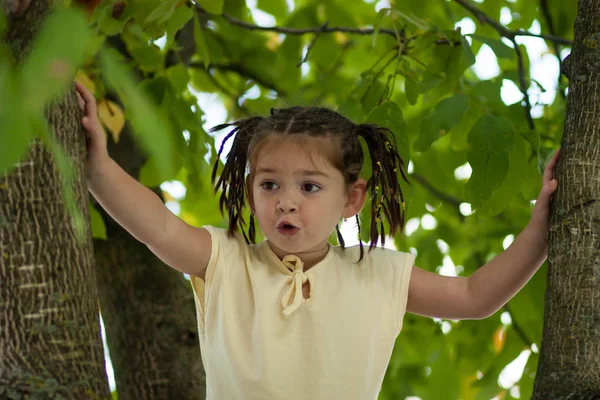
[355,123,409,253]
[210,117,264,243]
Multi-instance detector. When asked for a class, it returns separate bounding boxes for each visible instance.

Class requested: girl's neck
[267,241,330,271]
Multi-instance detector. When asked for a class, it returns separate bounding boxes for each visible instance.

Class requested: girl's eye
[261,181,279,190]
[302,183,321,193]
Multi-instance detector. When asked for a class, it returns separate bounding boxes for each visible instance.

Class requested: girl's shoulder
[333,243,415,269]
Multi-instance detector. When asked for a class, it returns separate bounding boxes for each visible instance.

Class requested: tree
[0,0,584,398]
[0,1,205,399]
[532,0,600,398]
[0,1,109,398]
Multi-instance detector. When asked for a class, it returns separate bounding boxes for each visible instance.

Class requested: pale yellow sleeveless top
[190,226,414,400]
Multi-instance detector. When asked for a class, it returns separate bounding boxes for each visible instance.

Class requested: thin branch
[453,0,541,131]
[503,303,535,349]
[218,10,406,41]
[453,0,572,45]
[298,22,329,67]
[410,172,465,220]
[539,0,567,100]
[511,38,536,130]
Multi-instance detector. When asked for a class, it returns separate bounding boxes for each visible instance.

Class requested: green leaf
[257,0,289,19]
[139,157,167,187]
[325,1,358,27]
[193,13,210,69]
[95,1,130,35]
[89,203,107,240]
[197,0,224,14]
[466,115,514,209]
[21,7,90,110]
[424,342,460,400]
[166,64,191,93]
[338,98,366,124]
[128,45,163,72]
[100,49,177,179]
[165,5,194,49]
[364,100,409,162]
[372,8,388,47]
[519,352,538,399]
[478,135,525,216]
[469,34,515,60]
[415,93,469,152]
[145,0,179,25]
[0,107,33,178]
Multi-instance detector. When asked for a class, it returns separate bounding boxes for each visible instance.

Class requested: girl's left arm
[406,149,560,320]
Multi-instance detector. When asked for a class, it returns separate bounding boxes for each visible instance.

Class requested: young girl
[75,81,560,399]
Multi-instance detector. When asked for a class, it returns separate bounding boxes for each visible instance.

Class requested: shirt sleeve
[393,251,415,333]
[189,226,242,330]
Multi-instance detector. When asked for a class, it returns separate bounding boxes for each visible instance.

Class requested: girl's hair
[210,106,409,262]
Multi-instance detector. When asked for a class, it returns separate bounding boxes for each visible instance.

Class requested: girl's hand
[528,148,561,244]
[75,80,109,172]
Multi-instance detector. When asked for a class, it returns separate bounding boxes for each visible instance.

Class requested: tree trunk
[532,0,600,397]
[93,33,205,399]
[0,1,110,398]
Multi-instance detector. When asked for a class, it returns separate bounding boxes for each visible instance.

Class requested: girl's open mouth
[277,224,300,237]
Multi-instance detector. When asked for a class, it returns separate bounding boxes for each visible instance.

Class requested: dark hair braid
[354,123,409,257]
[210,106,409,262]
[210,116,264,243]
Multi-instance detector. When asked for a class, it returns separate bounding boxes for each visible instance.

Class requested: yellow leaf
[493,325,507,353]
[334,32,348,45]
[97,99,125,143]
[266,32,281,51]
[75,69,96,94]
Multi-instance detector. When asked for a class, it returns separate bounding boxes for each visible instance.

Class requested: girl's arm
[76,81,211,278]
[407,149,560,320]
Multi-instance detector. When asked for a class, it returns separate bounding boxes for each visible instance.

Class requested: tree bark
[533,0,600,398]
[93,32,205,399]
[0,1,110,398]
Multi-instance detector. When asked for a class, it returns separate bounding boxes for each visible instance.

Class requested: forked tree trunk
[532,0,600,397]
[92,33,205,399]
[94,129,205,399]
[0,1,110,398]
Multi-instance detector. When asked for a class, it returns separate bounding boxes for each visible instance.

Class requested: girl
[75,81,559,400]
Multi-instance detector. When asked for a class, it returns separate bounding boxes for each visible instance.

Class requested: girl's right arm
[75,81,211,279]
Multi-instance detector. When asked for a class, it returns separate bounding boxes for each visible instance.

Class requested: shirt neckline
[259,240,335,275]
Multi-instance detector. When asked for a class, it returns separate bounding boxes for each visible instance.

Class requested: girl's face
[248,137,366,261]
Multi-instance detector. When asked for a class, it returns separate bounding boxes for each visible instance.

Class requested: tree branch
[410,172,465,220]
[453,0,572,45]
[503,303,535,349]
[219,11,406,41]
[539,0,567,100]
[298,21,329,67]
[453,0,548,131]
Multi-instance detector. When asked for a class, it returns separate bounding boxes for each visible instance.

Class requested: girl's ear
[343,178,367,219]
[246,178,256,214]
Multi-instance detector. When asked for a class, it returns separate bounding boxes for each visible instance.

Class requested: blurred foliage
[0,0,575,398]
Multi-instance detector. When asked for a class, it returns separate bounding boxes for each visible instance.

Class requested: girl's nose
[277,201,298,213]
[277,192,299,213]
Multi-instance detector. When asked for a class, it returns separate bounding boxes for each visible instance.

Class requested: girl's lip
[276,221,299,229]
[276,226,300,237]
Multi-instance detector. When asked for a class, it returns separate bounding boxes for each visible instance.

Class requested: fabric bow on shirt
[281,255,314,316]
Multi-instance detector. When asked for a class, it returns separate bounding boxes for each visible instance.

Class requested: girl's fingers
[76,91,85,111]
[543,148,561,182]
[74,80,97,114]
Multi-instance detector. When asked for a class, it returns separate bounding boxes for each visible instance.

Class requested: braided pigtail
[355,123,409,252]
[210,117,264,243]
